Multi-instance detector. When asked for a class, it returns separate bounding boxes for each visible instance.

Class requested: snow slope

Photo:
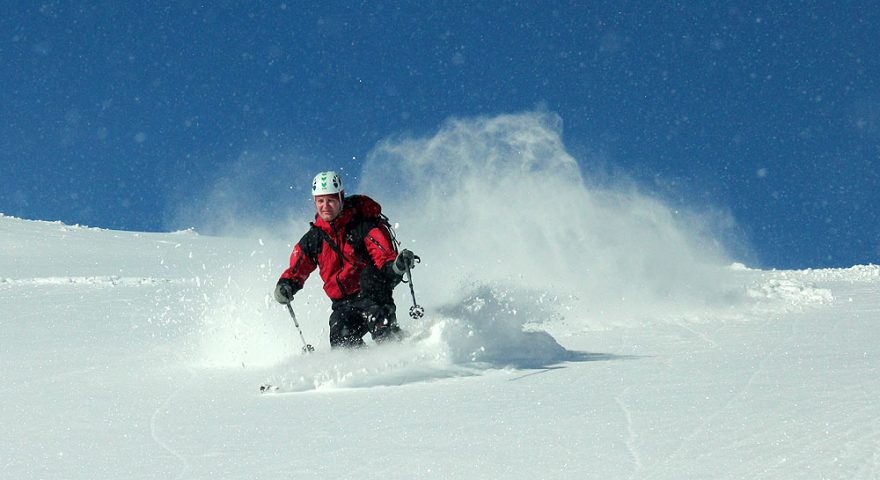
[4,114,879,479]
[2,212,879,479]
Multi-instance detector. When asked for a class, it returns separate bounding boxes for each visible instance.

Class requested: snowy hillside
[2,212,878,479]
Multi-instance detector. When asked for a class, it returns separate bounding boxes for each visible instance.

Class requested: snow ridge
[0,276,194,287]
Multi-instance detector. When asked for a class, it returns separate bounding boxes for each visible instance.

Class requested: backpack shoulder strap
[299,226,323,265]
[309,222,350,266]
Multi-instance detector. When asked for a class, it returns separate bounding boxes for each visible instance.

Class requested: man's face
[314,194,343,222]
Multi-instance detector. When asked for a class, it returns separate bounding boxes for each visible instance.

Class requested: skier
[273,171,418,348]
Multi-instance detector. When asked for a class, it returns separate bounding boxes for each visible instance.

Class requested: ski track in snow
[149,374,194,480]
[616,387,644,479]
[640,309,790,480]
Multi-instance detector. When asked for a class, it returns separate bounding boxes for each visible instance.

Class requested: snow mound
[435,285,570,367]
[261,285,576,392]
[746,272,834,310]
[743,265,879,313]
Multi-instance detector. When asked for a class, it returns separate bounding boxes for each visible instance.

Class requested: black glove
[273,278,297,304]
[392,249,418,276]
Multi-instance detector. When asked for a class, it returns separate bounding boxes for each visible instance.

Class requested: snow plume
[360,111,747,326]
[190,111,749,374]
[194,255,294,368]
[188,236,336,369]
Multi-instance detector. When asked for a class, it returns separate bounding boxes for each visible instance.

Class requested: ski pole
[286,303,315,353]
[405,256,424,319]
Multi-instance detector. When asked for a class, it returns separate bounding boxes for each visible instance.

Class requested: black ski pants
[329,296,401,348]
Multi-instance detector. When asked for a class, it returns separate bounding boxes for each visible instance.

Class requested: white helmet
[312,171,344,196]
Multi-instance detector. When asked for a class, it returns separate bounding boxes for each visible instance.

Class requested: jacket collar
[312,203,353,233]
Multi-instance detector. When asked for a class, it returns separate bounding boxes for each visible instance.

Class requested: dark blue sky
[2,2,878,269]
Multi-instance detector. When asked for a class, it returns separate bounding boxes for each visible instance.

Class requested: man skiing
[273,171,418,348]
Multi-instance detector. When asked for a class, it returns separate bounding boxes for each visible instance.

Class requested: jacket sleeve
[362,224,401,278]
[278,232,319,292]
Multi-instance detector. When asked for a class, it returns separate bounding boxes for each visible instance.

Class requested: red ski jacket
[278,195,400,301]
